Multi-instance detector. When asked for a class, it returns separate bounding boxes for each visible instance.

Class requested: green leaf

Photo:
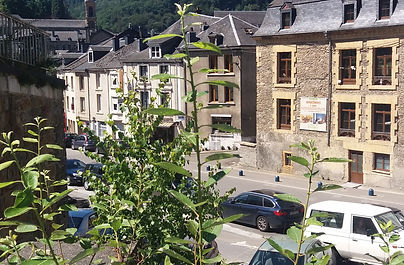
[0,180,20,189]
[50,230,70,240]
[164,256,173,265]
[313,184,342,192]
[202,219,223,243]
[45,144,63,150]
[4,207,33,219]
[283,249,296,260]
[208,124,241,133]
[199,68,229,73]
[155,162,191,177]
[266,238,284,255]
[160,248,192,264]
[320,157,351,163]
[144,34,183,42]
[27,130,38,137]
[202,254,223,264]
[205,153,240,163]
[289,156,309,167]
[145,108,185,116]
[13,148,37,155]
[15,224,38,233]
[20,259,55,265]
[41,126,54,131]
[14,189,34,208]
[0,161,14,172]
[43,212,60,221]
[379,245,389,253]
[204,168,231,187]
[286,226,302,243]
[70,248,102,264]
[151,74,182,81]
[52,223,63,230]
[275,194,302,204]
[181,131,197,146]
[169,190,196,212]
[111,219,122,231]
[164,53,187,59]
[22,170,39,189]
[186,220,198,237]
[203,214,243,229]
[41,189,73,213]
[190,56,199,65]
[306,217,323,226]
[26,154,59,168]
[391,255,404,265]
[59,204,78,211]
[11,140,20,146]
[1,147,11,156]
[165,237,194,244]
[192,42,222,55]
[201,80,239,88]
[306,244,332,255]
[23,137,38,143]
[0,221,20,226]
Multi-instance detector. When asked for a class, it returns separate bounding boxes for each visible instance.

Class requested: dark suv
[72,134,96,152]
[65,133,77,148]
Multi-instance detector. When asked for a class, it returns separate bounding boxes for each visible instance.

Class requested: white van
[305,200,404,265]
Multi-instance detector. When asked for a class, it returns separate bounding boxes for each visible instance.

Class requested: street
[67,149,404,264]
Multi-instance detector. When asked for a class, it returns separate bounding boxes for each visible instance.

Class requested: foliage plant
[266,140,349,265]
[367,221,404,265]
[0,117,88,265]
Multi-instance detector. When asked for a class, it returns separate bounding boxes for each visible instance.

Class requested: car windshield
[375,211,403,231]
[249,250,304,265]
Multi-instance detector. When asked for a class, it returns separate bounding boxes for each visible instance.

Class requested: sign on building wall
[300,97,327,132]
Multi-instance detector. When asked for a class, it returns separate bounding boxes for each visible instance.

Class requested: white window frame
[151,46,161,58]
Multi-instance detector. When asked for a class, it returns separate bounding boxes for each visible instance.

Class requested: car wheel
[84,180,90,190]
[328,247,341,265]
[256,216,269,232]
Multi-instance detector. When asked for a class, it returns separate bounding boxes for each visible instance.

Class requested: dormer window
[344,4,355,23]
[88,51,93,63]
[151,46,161,58]
[208,33,223,46]
[280,2,296,29]
[379,0,391,19]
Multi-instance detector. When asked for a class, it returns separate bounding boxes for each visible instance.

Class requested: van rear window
[311,210,344,228]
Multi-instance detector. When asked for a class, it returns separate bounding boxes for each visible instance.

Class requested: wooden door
[349,151,363,184]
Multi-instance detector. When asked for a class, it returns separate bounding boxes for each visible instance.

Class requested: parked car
[72,134,96,152]
[372,203,404,227]
[83,163,104,190]
[64,133,77,148]
[221,189,304,232]
[68,208,97,236]
[249,234,334,265]
[66,159,86,185]
[305,200,404,264]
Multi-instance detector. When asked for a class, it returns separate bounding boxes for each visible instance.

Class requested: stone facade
[0,62,65,233]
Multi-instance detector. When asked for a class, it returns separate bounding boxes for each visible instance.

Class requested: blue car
[221,189,303,232]
[66,159,86,185]
[68,208,96,236]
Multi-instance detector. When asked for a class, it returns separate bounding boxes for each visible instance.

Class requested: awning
[158,121,175,128]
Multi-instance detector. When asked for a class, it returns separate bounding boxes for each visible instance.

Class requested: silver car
[72,134,96,152]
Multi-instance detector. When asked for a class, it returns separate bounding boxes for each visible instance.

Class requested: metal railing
[0,11,49,66]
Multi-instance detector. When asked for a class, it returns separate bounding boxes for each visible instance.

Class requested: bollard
[317,181,323,189]
[275,175,280,182]
[206,165,211,171]
[239,170,243,176]
[369,188,374,196]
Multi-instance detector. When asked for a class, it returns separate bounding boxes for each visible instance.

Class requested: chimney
[113,37,120,51]
[186,31,197,43]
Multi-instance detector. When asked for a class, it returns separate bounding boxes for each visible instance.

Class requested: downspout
[325,31,332,147]
[86,69,91,129]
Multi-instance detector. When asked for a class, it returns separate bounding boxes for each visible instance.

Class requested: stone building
[255,0,404,188]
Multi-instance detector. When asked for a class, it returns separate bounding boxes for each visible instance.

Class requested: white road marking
[223,224,264,240]
[230,241,258,250]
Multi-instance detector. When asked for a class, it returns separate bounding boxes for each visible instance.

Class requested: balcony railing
[0,11,49,66]
[372,131,391,141]
[339,128,355,137]
[373,76,391,85]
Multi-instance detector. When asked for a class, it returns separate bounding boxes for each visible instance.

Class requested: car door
[349,215,386,262]
[74,135,84,148]
[223,194,249,222]
[243,195,264,225]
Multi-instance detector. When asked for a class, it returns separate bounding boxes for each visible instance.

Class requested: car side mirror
[366,229,374,237]
[230,199,236,204]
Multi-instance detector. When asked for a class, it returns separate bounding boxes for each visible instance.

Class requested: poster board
[300,97,327,132]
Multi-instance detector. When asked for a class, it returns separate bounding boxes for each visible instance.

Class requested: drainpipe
[86,69,91,130]
[325,31,332,147]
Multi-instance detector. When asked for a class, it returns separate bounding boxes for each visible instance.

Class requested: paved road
[67,149,403,264]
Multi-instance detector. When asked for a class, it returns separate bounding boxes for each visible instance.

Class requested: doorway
[349,150,363,184]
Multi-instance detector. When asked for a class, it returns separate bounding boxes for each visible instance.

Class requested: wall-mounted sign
[300,97,327,132]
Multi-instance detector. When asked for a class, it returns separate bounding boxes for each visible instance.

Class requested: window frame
[372,104,391,141]
[374,153,390,172]
[80,97,85,112]
[373,47,392,86]
[211,116,232,134]
[96,94,101,112]
[277,52,292,84]
[379,0,391,19]
[343,4,355,23]
[224,86,233,103]
[340,49,357,85]
[280,2,295,30]
[139,65,149,79]
[151,46,161,58]
[96,73,101,89]
[277,99,291,130]
[224,54,233,73]
[209,54,218,70]
[159,65,169,74]
[209,85,218,103]
[140,91,149,108]
[283,151,292,167]
[339,102,356,137]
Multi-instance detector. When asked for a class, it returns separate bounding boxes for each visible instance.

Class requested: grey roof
[89,45,112,52]
[192,14,258,47]
[213,11,267,27]
[91,41,142,69]
[255,0,404,37]
[22,18,87,29]
[49,31,84,42]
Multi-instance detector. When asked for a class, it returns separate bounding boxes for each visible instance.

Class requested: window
[344,4,355,23]
[224,87,233,102]
[88,6,94,17]
[311,210,344,229]
[340,49,356,85]
[140,66,148,79]
[379,0,390,19]
[160,92,169,105]
[278,52,291,83]
[277,99,291,130]
[66,97,69,112]
[88,51,93,63]
[224,54,233,72]
[211,116,231,133]
[264,199,275,208]
[209,55,218,70]
[111,74,118,88]
[374,153,390,171]
[283,151,292,167]
[281,12,291,29]
[96,94,101,112]
[71,97,74,111]
[160,65,169,74]
[112,97,119,111]
[96,73,100,88]
[372,104,391,141]
[246,195,263,206]
[339,102,355,137]
[79,76,84,90]
[280,2,295,29]
[70,76,74,91]
[140,91,149,108]
[209,85,218,102]
[234,194,248,204]
[80,97,85,112]
[374,48,392,85]
[353,216,378,235]
[151,46,161,58]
